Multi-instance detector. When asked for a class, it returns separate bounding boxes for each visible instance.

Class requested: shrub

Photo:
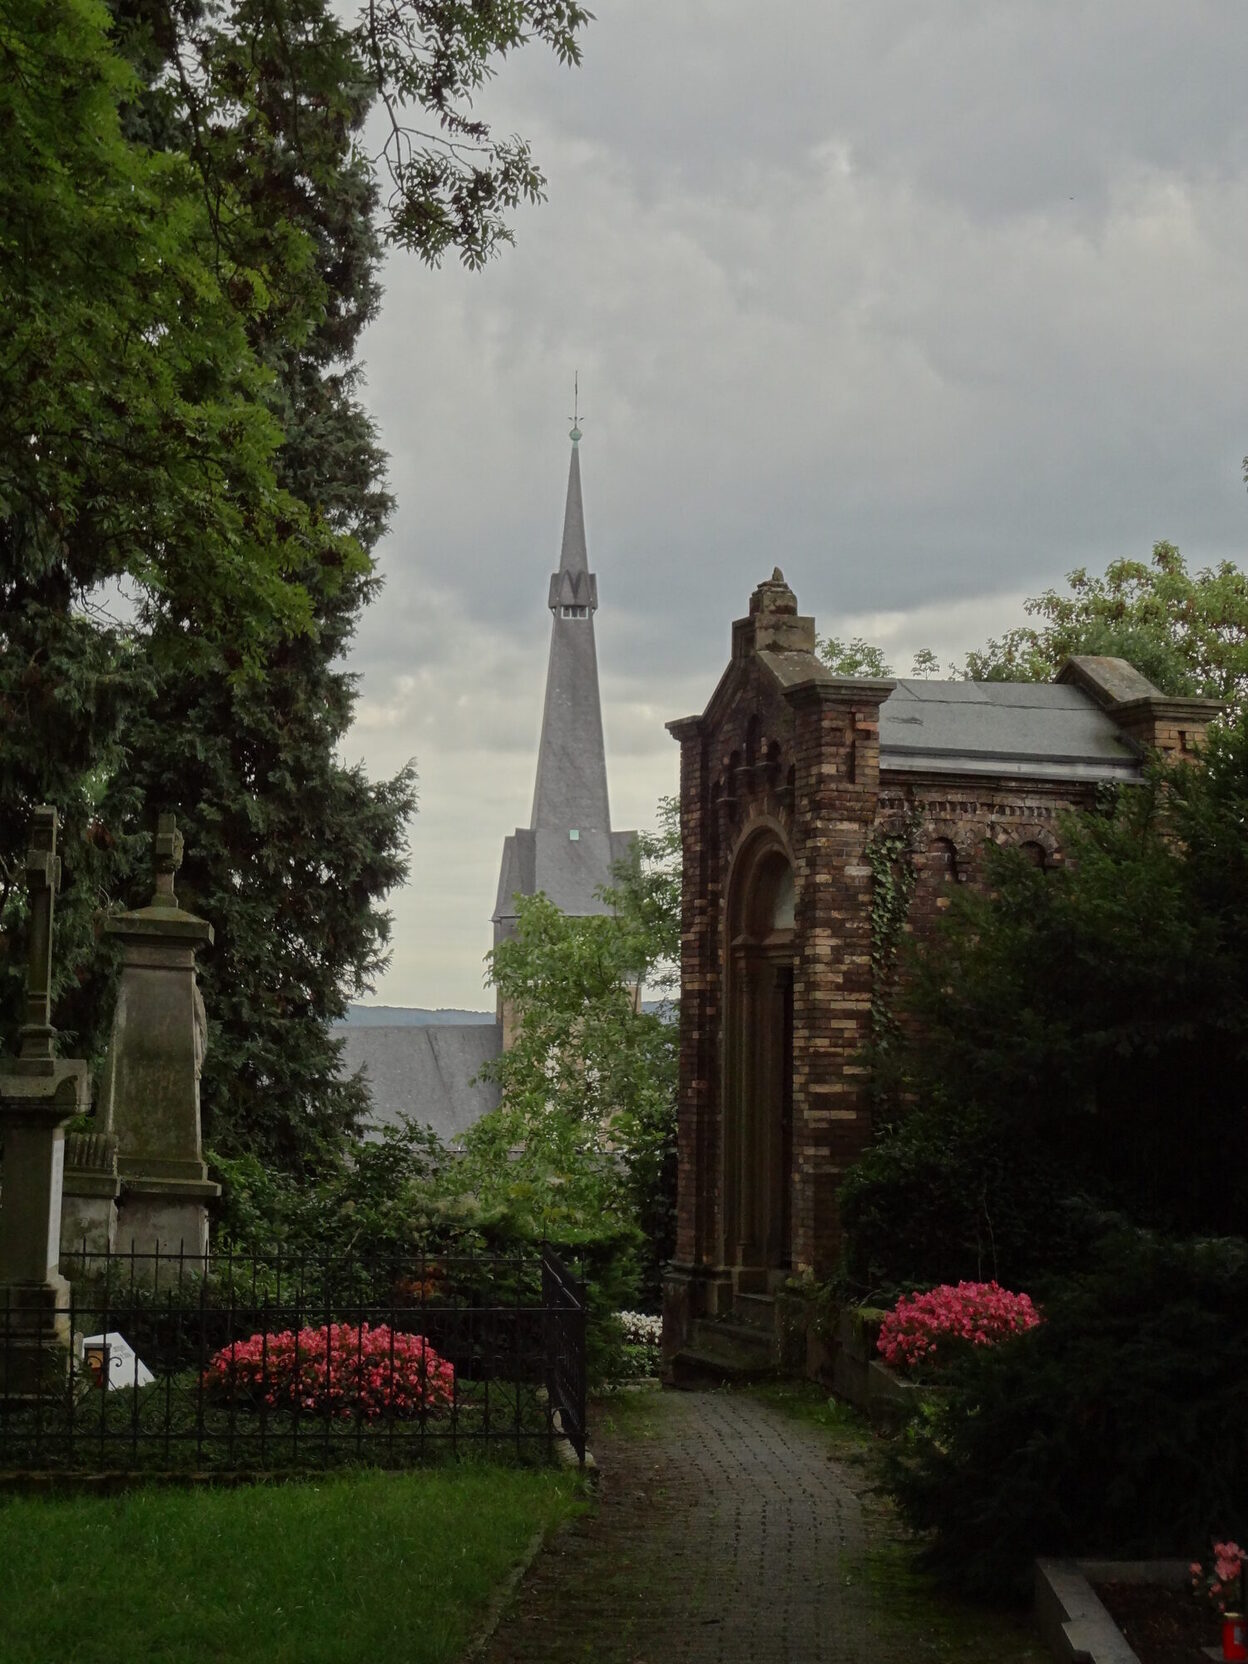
[616,1312,662,1347]
[883,1228,1248,1601]
[204,1323,455,1419]
[878,1281,1041,1376]
[607,1311,662,1382]
[1191,1540,1246,1614]
[837,1105,1085,1298]
[214,1115,638,1390]
[212,1119,466,1284]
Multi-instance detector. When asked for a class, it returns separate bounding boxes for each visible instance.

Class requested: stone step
[669,1318,777,1384]
[732,1292,776,1333]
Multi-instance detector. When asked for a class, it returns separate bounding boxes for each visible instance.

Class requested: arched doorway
[723,832,795,1283]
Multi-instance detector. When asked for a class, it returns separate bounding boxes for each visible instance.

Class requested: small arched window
[927,837,959,885]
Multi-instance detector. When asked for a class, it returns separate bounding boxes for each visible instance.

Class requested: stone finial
[152,813,184,907]
[749,571,798,619]
[731,572,817,660]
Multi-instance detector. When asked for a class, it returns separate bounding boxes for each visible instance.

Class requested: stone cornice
[1110,693,1225,723]
[783,675,896,709]
[666,715,704,743]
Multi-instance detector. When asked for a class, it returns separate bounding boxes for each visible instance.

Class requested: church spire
[529,429,611,833]
[494,420,635,956]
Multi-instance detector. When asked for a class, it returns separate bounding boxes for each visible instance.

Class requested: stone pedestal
[0,804,90,1396]
[102,819,220,1264]
[59,1131,121,1257]
[0,1059,88,1395]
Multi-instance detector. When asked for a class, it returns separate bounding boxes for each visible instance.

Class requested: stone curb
[1035,1558,1190,1664]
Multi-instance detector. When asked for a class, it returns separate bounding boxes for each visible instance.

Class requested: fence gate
[540,1245,587,1462]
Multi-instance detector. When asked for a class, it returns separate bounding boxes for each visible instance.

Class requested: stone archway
[723,831,795,1286]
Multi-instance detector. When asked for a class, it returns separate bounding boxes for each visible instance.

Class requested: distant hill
[343,1005,495,1028]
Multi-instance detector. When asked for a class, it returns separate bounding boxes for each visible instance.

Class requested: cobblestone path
[476,1388,908,1664]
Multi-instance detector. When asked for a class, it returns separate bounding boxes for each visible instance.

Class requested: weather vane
[569,372,583,444]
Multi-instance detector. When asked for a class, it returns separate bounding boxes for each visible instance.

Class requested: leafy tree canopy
[0,0,336,653]
[965,541,1248,704]
[817,636,894,678]
[817,637,943,680]
[473,802,680,1302]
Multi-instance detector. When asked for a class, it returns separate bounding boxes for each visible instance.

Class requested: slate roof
[336,1023,501,1143]
[878,679,1142,781]
[494,827,637,927]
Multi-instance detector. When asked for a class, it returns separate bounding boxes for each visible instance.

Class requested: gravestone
[102,815,220,1259]
[0,806,89,1394]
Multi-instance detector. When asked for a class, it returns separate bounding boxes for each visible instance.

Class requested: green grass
[588,1381,665,1442]
[0,1467,588,1664]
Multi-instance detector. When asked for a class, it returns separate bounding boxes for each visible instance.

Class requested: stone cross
[0,806,88,1394]
[18,805,61,1070]
[152,812,183,907]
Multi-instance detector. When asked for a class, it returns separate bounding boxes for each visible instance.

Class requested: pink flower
[203,1322,455,1419]
[877,1282,1041,1375]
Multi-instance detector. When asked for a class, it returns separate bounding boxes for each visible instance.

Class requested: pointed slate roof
[530,440,611,832]
[494,432,634,940]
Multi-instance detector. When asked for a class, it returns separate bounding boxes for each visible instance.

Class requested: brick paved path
[477,1388,907,1664]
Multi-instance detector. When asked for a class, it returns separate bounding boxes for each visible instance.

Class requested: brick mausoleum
[662,570,1220,1371]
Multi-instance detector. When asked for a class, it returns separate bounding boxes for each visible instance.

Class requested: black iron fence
[0,1243,588,1478]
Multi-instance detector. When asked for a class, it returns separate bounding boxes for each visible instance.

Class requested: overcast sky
[343,0,1248,1011]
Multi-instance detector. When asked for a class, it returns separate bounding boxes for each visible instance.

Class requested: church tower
[493,425,635,1010]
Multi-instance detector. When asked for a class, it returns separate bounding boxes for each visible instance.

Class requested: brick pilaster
[667,716,717,1272]
[784,677,892,1277]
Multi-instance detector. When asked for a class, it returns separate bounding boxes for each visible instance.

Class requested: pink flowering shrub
[1191,1541,1245,1613]
[877,1280,1041,1375]
[203,1322,455,1419]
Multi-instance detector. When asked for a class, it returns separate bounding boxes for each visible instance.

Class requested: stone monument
[102,814,220,1258]
[0,806,89,1393]
[59,1129,120,1256]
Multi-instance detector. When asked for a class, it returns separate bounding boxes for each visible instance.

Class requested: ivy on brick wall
[864,811,924,1088]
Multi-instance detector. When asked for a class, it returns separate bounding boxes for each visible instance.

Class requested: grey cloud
[343,1,1248,1005]
[502,1,1248,216]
